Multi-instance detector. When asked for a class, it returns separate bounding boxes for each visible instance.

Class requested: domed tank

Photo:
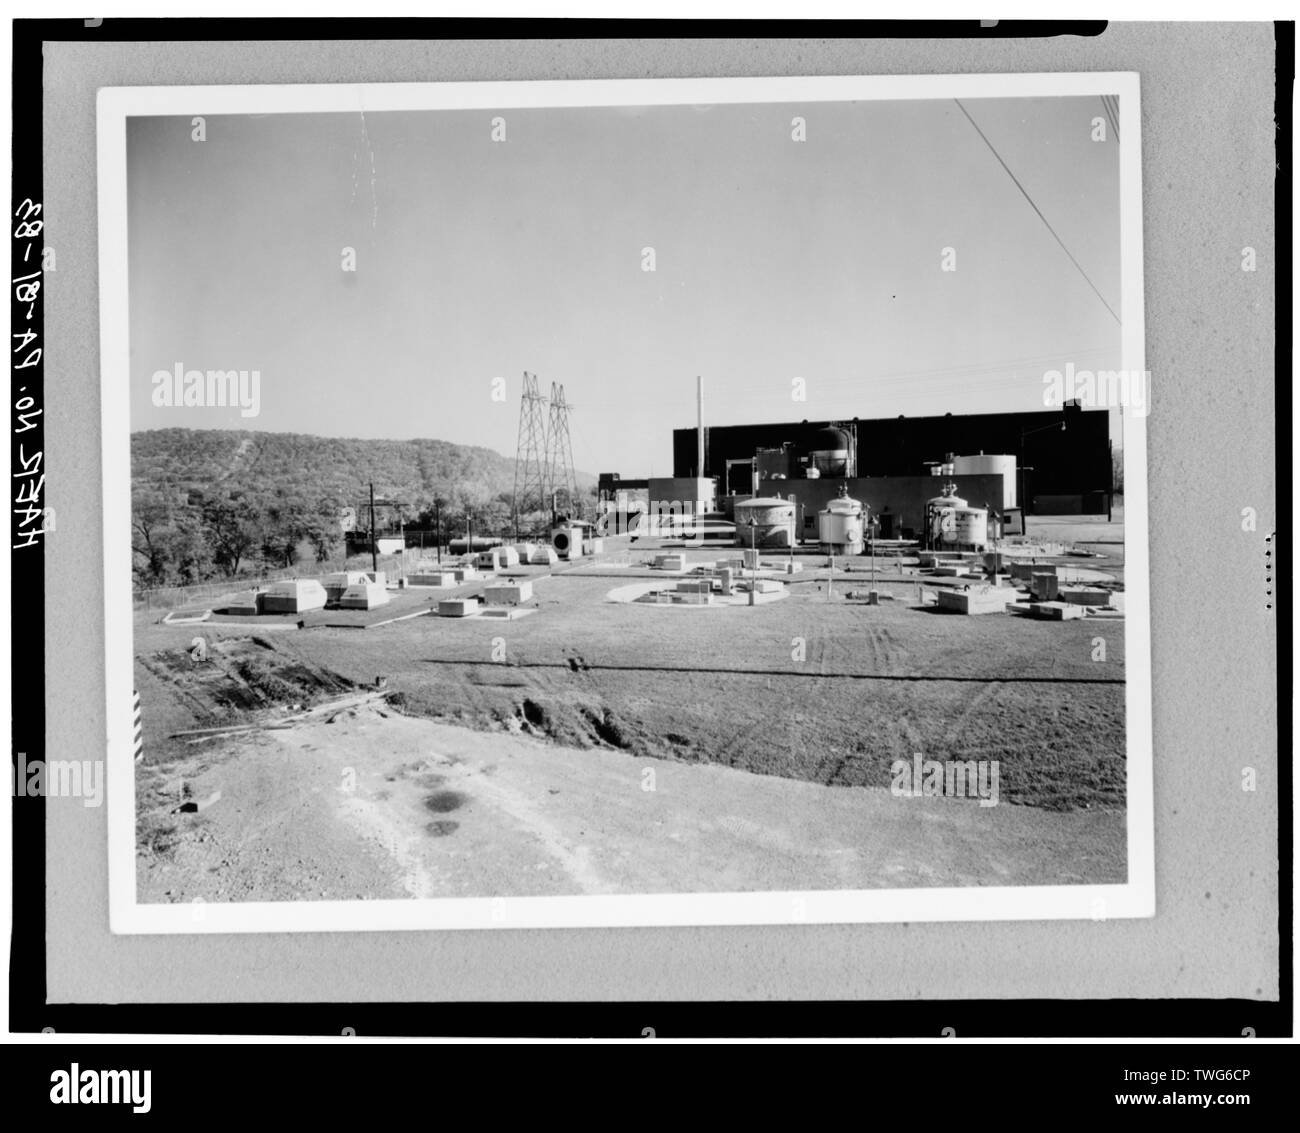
[806,426,851,478]
[953,507,988,549]
[927,484,966,549]
[818,491,865,555]
[927,483,989,550]
[734,497,796,548]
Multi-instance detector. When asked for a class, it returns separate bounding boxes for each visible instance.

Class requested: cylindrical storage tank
[818,495,865,555]
[952,453,1017,508]
[927,490,967,549]
[734,497,796,548]
[953,507,988,550]
[806,426,851,478]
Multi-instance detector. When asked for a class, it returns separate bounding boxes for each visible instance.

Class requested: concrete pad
[484,581,533,606]
[437,598,480,617]
[477,606,537,621]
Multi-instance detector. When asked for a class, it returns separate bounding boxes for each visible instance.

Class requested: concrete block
[1010,562,1037,581]
[408,570,459,587]
[222,590,262,616]
[676,579,712,594]
[513,543,538,562]
[742,548,761,570]
[477,546,520,570]
[582,538,604,555]
[338,582,391,609]
[262,579,327,613]
[1028,601,1085,620]
[453,567,480,582]
[752,579,782,594]
[937,588,1014,615]
[931,565,970,577]
[365,571,386,586]
[484,581,533,606]
[716,567,734,594]
[654,553,686,571]
[437,598,480,617]
[674,591,711,605]
[1031,573,1060,601]
[1061,587,1110,606]
[529,546,559,566]
[784,560,803,573]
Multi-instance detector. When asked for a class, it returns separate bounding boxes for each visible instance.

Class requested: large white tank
[818,494,865,555]
[954,507,989,549]
[927,486,965,549]
[734,497,796,548]
[952,453,1017,508]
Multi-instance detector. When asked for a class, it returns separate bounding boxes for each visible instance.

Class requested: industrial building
[671,402,1113,517]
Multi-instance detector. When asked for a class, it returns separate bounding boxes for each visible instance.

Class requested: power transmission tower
[512,372,550,535]
[546,382,578,519]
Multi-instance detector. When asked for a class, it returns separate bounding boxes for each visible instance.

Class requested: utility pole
[369,482,378,573]
[747,516,757,607]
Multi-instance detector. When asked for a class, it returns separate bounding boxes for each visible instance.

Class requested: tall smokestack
[696,375,704,478]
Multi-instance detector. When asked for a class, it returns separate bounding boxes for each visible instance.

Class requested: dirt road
[138,703,1125,903]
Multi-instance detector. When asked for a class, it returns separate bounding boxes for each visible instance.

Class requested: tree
[200,494,264,576]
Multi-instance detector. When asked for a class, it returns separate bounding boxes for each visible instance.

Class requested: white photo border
[98,71,1153,934]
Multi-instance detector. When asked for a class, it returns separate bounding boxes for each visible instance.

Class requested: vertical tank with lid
[818,485,865,554]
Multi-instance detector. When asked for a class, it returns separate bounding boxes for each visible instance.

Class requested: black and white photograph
[98,73,1153,932]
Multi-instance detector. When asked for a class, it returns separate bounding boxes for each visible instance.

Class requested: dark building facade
[672,403,1112,514]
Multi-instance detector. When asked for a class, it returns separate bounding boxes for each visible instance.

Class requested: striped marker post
[133,690,143,764]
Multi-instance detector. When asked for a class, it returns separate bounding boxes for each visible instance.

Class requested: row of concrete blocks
[937,585,1111,615]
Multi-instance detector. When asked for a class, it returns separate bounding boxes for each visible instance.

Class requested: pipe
[696,374,704,479]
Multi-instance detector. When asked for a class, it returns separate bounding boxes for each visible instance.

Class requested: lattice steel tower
[546,382,578,519]
[511,372,551,533]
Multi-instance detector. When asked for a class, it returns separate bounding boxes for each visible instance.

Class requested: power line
[953,98,1121,326]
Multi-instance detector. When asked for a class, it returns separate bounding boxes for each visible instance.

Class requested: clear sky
[127,95,1121,475]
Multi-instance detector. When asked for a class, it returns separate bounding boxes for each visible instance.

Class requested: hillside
[130,428,595,587]
[133,428,538,504]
